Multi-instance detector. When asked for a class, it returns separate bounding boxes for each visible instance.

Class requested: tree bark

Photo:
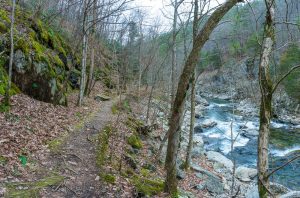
[78,0,88,107]
[85,0,97,97]
[257,0,275,197]
[171,0,178,104]
[164,0,242,195]
[185,0,198,170]
[5,0,16,106]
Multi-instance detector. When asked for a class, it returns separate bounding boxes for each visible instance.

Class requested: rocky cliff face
[0,3,80,105]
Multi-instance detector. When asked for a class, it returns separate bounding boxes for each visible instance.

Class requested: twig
[272,64,300,94]
[267,154,300,179]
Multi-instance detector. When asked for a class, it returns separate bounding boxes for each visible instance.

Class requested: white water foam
[271,146,300,157]
[271,121,288,128]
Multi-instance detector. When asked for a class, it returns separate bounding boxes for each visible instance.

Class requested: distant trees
[279,44,300,102]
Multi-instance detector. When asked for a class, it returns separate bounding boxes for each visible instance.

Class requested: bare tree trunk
[185,72,196,169]
[257,0,275,197]
[185,0,198,170]
[86,0,97,97]
[164,0,242,195]
[4,0,16,107]
[78,0,88,107]
[171,0,178,104]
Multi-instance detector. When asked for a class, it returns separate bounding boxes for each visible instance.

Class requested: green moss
[126,117,144,134]
[47,132,67,153]
[101,173,116,184]
[15,37,30,55]
[0,155,7,165]
[53,55,64,67]
[127,135,143,149]
[111,104,119,114]
[131,176,164,197]
[96,124,113,168]
[5,175,64,198]
[0,9,10,23]
[140,168,150,177]
[0,21,7,33]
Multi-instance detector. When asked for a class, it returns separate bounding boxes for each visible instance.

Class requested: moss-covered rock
[127,135,143,149]
[0,3,80,105]
[101,173,116,184]
[131,175,164,197]
[5,175,64,198]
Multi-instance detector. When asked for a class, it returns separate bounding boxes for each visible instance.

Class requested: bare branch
[272,64,300,94]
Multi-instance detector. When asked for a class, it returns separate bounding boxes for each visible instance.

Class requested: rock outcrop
[0,5,80,105]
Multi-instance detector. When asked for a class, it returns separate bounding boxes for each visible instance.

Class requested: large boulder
[0,7,80,105]
[206,151,233,171]
[235,166,257,182]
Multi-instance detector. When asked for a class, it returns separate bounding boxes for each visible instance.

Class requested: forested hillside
[0,0,299,197]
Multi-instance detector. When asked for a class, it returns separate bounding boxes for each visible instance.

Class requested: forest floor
[1,87,215,198]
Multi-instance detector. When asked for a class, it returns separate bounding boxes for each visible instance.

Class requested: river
[195,98,300,190]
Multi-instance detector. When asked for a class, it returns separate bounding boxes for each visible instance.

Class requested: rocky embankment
[153,94,299,198]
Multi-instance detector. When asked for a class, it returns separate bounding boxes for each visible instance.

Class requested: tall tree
[78,0,89,107]
[257,0,275,197]
[4,0,16,107]
[170,0,180,103]
[185,0,199,170]
[164,0,243,195]
[85,0,97,96]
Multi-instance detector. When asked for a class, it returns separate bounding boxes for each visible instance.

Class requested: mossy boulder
[127,135,143,149]
[132,176,164,197]
[0,4,80,105]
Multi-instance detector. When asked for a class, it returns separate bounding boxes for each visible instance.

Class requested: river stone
[201,120,217,129]
[193,135,204,146]
[245,183,291,198]
[235,166,257,182]
[280,191,300,198]
[195,96,209,106]
[194,125,203,133]
[206,151,233,171]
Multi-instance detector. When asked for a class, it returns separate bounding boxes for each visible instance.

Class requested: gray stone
[201,120,217,129]
[195,177,224,194]
[94,94,111,101]
[194,125,203,133]
[235,166,257,182]
[271,182,291,195]
[245,185,259,198]
[195,96,209,106]
[191,147,205,158]
[179,189,196,198]
[280,191,300,198]
[191,164,220,181]
[206,151,233,171]
[14,50,27,74]
[177,169,186,180]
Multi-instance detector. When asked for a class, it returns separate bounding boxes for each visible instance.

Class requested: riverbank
[153,92,299,197]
